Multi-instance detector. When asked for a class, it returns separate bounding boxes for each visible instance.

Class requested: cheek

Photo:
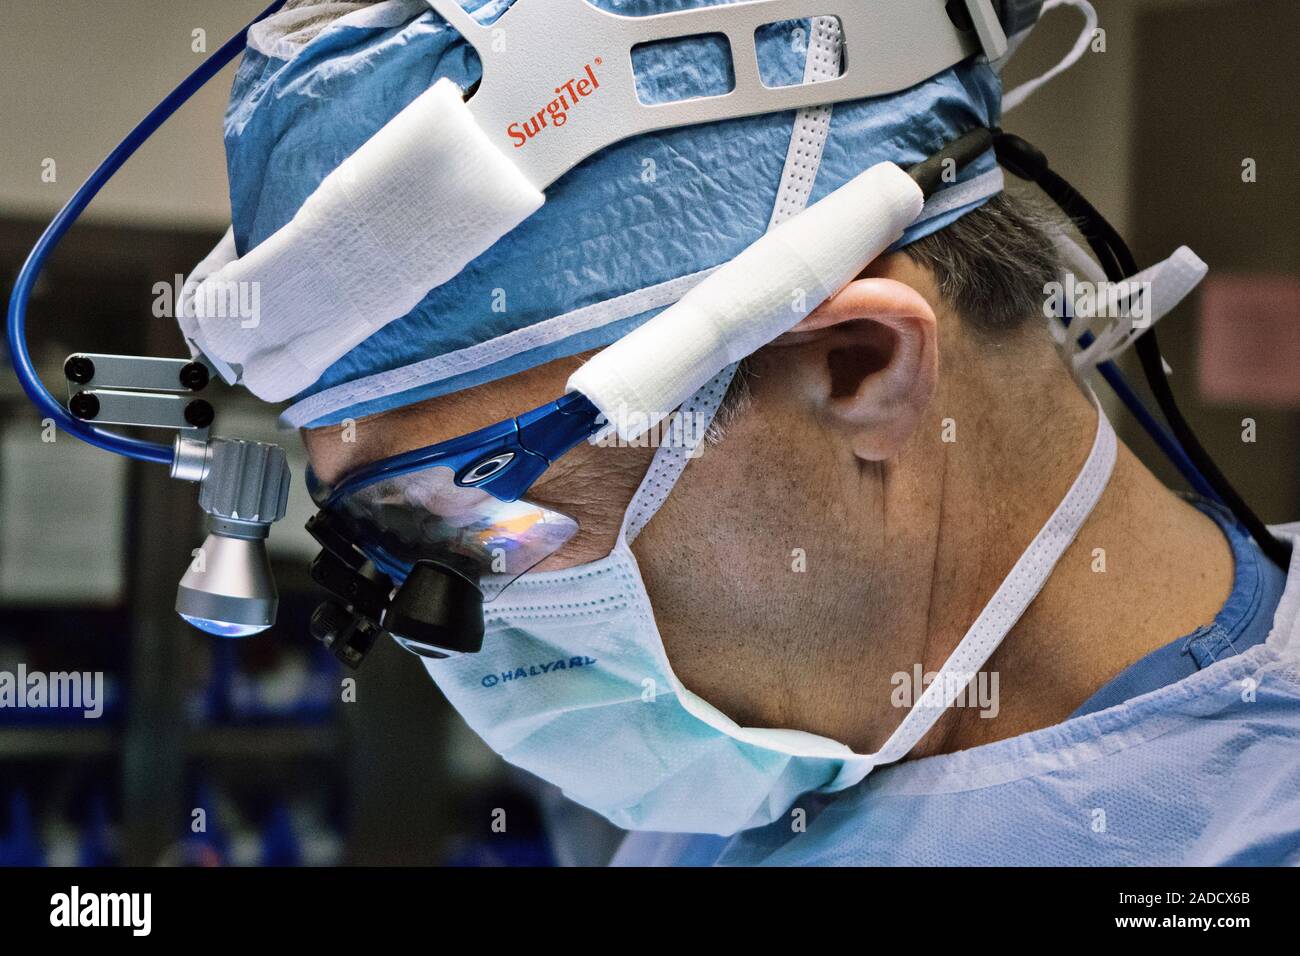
[629,395,848,709]
[528,440,657,570]
[637,368,845,596]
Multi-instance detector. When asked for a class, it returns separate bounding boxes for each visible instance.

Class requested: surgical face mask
[420,375,1118,835]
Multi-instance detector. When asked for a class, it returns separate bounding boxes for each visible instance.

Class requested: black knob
[309,602,352,648]
[68,391,100,420]
[179,361,210,391]
[310,602,380,669]
[64,356,95,385]
[184,399,215,428]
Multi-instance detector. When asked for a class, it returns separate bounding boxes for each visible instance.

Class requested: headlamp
[173,437,291,637]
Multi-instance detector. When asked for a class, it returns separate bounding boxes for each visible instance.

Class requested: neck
[904,385,1235,758]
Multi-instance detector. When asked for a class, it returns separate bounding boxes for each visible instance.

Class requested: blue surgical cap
[225,0,1003,427]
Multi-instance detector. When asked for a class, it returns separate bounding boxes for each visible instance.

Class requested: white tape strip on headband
[181,78,544,402]
[620,15,847,545]
[567,162,924,440]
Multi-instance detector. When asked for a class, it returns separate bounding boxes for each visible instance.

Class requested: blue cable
[1097,360,1220,501]
[1068,322,1220,504]
[5,0,287,465]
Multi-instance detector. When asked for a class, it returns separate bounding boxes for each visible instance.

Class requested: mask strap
[621,364,736,542]
[1002,0,1098,113]
[1061,243,1208,374]
[864,398,1117,769]
[622,15,844,543]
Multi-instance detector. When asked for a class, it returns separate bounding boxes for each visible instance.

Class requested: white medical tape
[273,11,1002,428]
[279,166,1003,432]
[183,77,544,402]
[567,161,924,441]
[177,226,238,371]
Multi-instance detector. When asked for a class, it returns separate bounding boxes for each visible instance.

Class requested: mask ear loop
[1002,0,1098,113]
[620,364,737,543]
[857,393,1117,772]
[620,15,846,544]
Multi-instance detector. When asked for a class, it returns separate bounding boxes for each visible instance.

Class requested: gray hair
[902,187,1063,339]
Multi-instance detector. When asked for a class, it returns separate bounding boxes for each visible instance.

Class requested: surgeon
[213,0,1300,865]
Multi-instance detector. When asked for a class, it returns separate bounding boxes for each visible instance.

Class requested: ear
[777,275,938,461]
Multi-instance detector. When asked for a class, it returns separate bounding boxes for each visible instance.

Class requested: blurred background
[0,0,1296,865]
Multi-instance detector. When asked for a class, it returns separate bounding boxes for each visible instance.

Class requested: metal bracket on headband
[63,352,216,432]
[430,0,1006,190]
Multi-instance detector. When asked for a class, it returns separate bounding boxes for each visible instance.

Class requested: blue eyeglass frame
[314,390,606,510]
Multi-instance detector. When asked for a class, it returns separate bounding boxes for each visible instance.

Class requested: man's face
[304,255,946,751]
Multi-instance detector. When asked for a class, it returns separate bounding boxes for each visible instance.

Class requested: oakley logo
[482,656,597,687]
[507,60,602,148]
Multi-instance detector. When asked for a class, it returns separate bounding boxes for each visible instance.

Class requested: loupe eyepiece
[383,560,485,658]
[305,510,487,665]
[306,546,391,668]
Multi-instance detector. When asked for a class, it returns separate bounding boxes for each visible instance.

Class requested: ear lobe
[789,278,939,461]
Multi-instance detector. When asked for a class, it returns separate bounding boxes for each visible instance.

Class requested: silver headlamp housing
[173,437,291,637]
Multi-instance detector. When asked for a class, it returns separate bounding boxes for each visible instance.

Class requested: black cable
[993,131,1291,569]
[909,127,995,198]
